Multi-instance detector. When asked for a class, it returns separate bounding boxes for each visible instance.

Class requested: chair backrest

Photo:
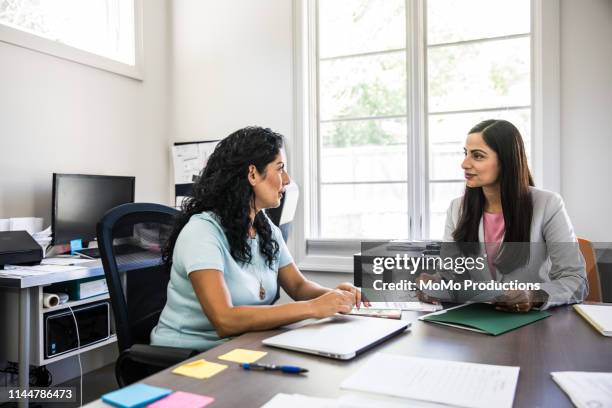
[97,203,178,352]
[578,238,602,302]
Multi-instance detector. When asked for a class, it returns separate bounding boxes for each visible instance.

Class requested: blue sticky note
[102,384,172,408]
[70,239,83,255]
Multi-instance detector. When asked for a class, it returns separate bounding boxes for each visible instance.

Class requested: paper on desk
[147,391,214,408]
[172,359,227,379]
[41,257,95,266]
[551,371,612,408]
[341,353,519,408]
[338,394,450,408]
[261,393,338,408]
[369,302,442,312]
[3,264,85,275]
[217,348,267,364]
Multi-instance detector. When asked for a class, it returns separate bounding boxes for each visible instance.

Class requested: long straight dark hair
[453,119,534,244]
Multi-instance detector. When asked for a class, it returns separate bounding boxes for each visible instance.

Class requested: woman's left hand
[494,290,544,313]
[335,282,370,309]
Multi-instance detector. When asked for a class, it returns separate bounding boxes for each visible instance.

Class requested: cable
[66,305,83,407]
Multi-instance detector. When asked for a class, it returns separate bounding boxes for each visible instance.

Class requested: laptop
[262,315,410,360]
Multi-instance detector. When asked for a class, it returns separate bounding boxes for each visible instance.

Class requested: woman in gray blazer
[438,119,587,312]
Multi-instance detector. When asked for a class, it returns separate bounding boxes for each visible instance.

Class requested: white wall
[0,0,173,226]
[0,0,171,380]
[170,0,293,142]
[560,0,612,242]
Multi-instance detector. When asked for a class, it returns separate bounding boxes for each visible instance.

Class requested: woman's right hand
[309,289,356,318]
[416,273,442,305]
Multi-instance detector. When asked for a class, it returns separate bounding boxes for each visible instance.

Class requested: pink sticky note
[147,391,214,408]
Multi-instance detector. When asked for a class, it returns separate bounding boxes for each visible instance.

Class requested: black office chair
[96,203,197,387]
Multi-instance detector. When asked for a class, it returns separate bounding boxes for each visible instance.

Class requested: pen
[241,363,308,374]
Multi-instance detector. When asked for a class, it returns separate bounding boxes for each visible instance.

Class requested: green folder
[421,303,551,336]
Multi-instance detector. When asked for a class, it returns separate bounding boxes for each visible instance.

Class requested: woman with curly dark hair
[151,126,363,351]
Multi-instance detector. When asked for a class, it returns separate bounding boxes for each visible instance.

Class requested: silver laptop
[262,315,410,360]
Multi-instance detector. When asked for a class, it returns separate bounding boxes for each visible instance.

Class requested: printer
[0,231,43,267]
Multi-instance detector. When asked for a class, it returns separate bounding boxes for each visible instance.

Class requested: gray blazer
[443,187,588,309]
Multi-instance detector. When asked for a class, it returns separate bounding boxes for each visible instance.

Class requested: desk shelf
[0,284,117,367]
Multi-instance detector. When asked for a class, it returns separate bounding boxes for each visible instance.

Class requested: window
[311,0,531,241]
[0,0,142,79]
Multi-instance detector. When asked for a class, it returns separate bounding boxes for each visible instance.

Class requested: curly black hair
[163,126,284,268]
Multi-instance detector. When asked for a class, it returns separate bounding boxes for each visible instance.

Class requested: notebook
[419,303,551,335]
[262,315,409,360]
[574,304,612,336]
[101,384,172,408]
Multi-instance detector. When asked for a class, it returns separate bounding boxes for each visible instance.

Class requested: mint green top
[150,211,293,351]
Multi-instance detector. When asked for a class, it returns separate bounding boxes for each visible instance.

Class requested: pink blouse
[483,212,505,277]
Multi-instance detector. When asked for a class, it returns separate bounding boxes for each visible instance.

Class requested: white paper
[172,141,219,184]
[338,394,450,408]
[0,219,9,231]
[341,353,519,408]
[551,372,612,408]
[8,217,43,235]
[575,304,612,334]
[279,182,299,225]
[261,393,338,408]
[3,264,85,276]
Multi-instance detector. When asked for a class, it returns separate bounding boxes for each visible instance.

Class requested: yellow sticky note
[217,348,267,364]
[172,359,227,379]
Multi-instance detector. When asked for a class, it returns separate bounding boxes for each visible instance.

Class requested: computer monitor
[52,173,135,246]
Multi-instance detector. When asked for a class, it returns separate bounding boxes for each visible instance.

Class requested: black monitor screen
[52,174,135,246]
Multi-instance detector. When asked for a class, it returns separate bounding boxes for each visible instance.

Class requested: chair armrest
[115,344,198,386]
[121,343,198,368]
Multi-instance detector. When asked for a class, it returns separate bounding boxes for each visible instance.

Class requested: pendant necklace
[258,279,266,300]
[250,226,266,300]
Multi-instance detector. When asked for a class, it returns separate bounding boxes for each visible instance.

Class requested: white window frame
[291,0,560,273]
[0,0,144,80]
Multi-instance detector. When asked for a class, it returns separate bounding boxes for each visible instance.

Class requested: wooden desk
[85,305,612,408]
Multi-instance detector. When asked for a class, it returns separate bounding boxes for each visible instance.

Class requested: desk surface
[85,305,612,408]
[0,253,160,288]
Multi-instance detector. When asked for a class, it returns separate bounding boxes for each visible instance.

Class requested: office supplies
[63,276,108,300]
[217,348,267,363]
[574,304,612,336]
[262,315,409,360]
[0,231,43,266]
[419,303,551,335]
[349,308,402,319]
[551,371,612,408]
[42,293,59,308]
[341,353,519,408]
[146,391,215,408]
[172,359,227,379]
[241,363,308,374]
[52,173,135,249]
[101,383,172,408]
